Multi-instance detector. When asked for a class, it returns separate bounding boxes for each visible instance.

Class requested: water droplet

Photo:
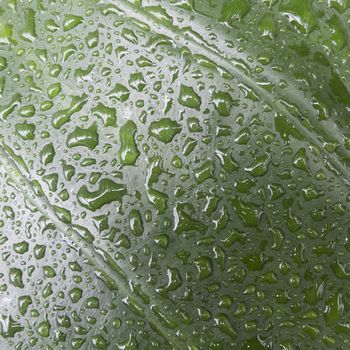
[149,118,181,143]
[77,179,127,211]
[67,123,99,150]
[178,84,201,110]
[119,120,140,166]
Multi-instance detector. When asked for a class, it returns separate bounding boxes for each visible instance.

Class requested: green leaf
[0,0,350,349]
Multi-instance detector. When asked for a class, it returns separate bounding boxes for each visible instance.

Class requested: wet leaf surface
[0,0,350,349]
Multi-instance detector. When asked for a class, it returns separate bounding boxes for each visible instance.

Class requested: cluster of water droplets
[0,0,350,349]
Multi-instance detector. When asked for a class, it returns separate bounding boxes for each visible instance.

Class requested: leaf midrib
[0,145,194,350]
[107,0,350,181]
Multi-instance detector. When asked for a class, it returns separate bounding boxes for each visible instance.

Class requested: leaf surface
[0,0,350,349]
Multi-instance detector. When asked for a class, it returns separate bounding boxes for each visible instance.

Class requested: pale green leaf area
[0,0,350,349]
